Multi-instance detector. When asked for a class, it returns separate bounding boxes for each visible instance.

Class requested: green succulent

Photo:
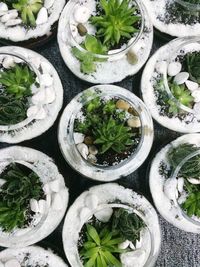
[12,0,43,27]
[0,64,36,99]
[184,0,200,4]
[170,82,194,108]
[80,224,125,267]
[90,0,141,48]
[185,52,200,84]
[93,116,134,154]
[111,208,145,246]
[0,163,43,232]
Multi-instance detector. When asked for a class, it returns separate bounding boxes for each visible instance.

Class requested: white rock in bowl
[167,62,182,77]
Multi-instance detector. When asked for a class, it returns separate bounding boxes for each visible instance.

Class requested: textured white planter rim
[141,36,200,133]
[57,0,153,84]
[62,183,161,267]
[142,0,200,37]
[0,245,68,266]
[0,0,65,42]
[58,84,154,182]
[0,46,63,144]
[0,146,69,248]
[149,133,200,233]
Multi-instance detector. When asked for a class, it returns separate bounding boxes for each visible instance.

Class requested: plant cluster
[90,0,141,48]
[3,0,43,27]
[74,97,135,154]
[80,208,145,267]
[184,52,200,84]
[185,0,200,4]
[0,163,43,232]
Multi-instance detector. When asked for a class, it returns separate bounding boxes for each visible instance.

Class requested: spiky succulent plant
[90,0,141,48]
[185,52,200,84]
[170,82,194,108]
[12,0,43,27]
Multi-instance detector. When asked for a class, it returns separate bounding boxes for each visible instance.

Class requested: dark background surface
[0,31,200,267]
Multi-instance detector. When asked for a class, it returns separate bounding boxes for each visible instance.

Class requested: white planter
[0,146,69,248]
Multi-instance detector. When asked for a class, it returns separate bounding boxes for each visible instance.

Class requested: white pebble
[74,132,85,144]
[177,178,184,193]
[94,207,113,222]
[178,192,187,205]
[43,183,51,194]
[174,72,189,85]
[40,73,53,86]
[2,56,15,69]
[155,61,167,74]
[0,178,6,187]
[70,24,78,37]
[74,6,91,23]
[89,145,98,155]
[34,107,47,120]
[5,259,21,267]
[187,178,200,184]
[127,117,141,128]
[27,105,39,118]
[44,87,55,104]
[44,0,54,9]
[1,10,18,23]
[36,7,48,25]
[52,193,63,210]
[49,179,60,192]
[167,62,182,77]
[129,241,136,250]
[0,2,8,11]
[87,154,97,163]
[31,57,41,68]
[85,193,99,209]
[5,18,22,26]
[192,89,200,103]
[164,178,178,203]
[32,90,46,104]
[80,207,91,221]
[185,80,199,91]
[38,199,47,214]
[118,240,130,250]
[77,143,89,159]
[30,199,39,213]
[120,249,146,267]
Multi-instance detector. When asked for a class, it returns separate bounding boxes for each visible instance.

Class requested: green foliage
[0,95,28,125]
[90,0,140,48]
[168,143,200,179]
[80,224,125,267]
[0,64,36,99]
[0,163,43,232]
[111,208,145,245]
[185,52,200,84]
[72,34,107,74]
[12,0,43,27]
[94,117,134,154]
[185,0,200,4]
[182,180,200,218]
[170,81,194,107]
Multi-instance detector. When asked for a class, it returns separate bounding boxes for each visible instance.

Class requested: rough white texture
[0,246,68,267]
[73,6,91,23]
[163,178,178,204]
[58,0,153,83]
[94,207,113,222]
[27,105,39,118]
[52,193,63,211]
[5,259,21,267]
[2,56,15,69]
[85,194,99,210]
[0,146,69,248]
[177,177,184,193]
[62,183,161,267]
[120,249,146,267]
[74,132,85,144]
[149,134,200,233]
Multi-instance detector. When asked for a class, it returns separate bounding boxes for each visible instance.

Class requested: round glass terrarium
[62,184,161,267]
[58,85,154,181]
[174,0,200,11]
[58,0,153,83]
[171,149,200,226]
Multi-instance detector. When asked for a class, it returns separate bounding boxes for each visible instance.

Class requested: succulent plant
[12,0,43,27]
[185,52,200,84]
[170,82,194,108]
[90,0,141,48]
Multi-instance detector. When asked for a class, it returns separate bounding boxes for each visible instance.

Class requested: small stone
[88,154,97,164]
[174,72,189,85]
[40,73,53,86]
[192,89,200,103]
[74,6,91,23]
[116,99,130,110]
[0,2,8,11]
[27,105,39,118]
[5,18,22,26]
[52,193,63,210]
[1,10,18,23]
[5,259,21,267]
[89,145,98,155]
[94,207,113,223]
[77,143,89,159]
[85,193,99,209]
[34,107,47,120]
[70,24,78,37]
[187,178,200,184]
[49,179,60,192]
[74,132,85,144]
[129,241,136,250]
[43,183,51,194]
[127,116,141,128]
[167,62,182,77]
[120,249,146,267]
[155,61,167,74]
[127,50,138,65]
[30,199,39,213]
[128,107,138,116]
[44,0,54,9]
[77,23,88,36]
[177,178,184,193]
[36,7,48,25]
[32,90,46,104]
[2,56,15,69]
[44,87,56,104]
[0,178,6,187]
[118,240,130,250]
[164,178,178,203]
[38,199,47,214]
[185,80,198,91]
[84,136,94,145]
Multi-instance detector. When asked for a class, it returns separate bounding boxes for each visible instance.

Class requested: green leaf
[86,224,101,245]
